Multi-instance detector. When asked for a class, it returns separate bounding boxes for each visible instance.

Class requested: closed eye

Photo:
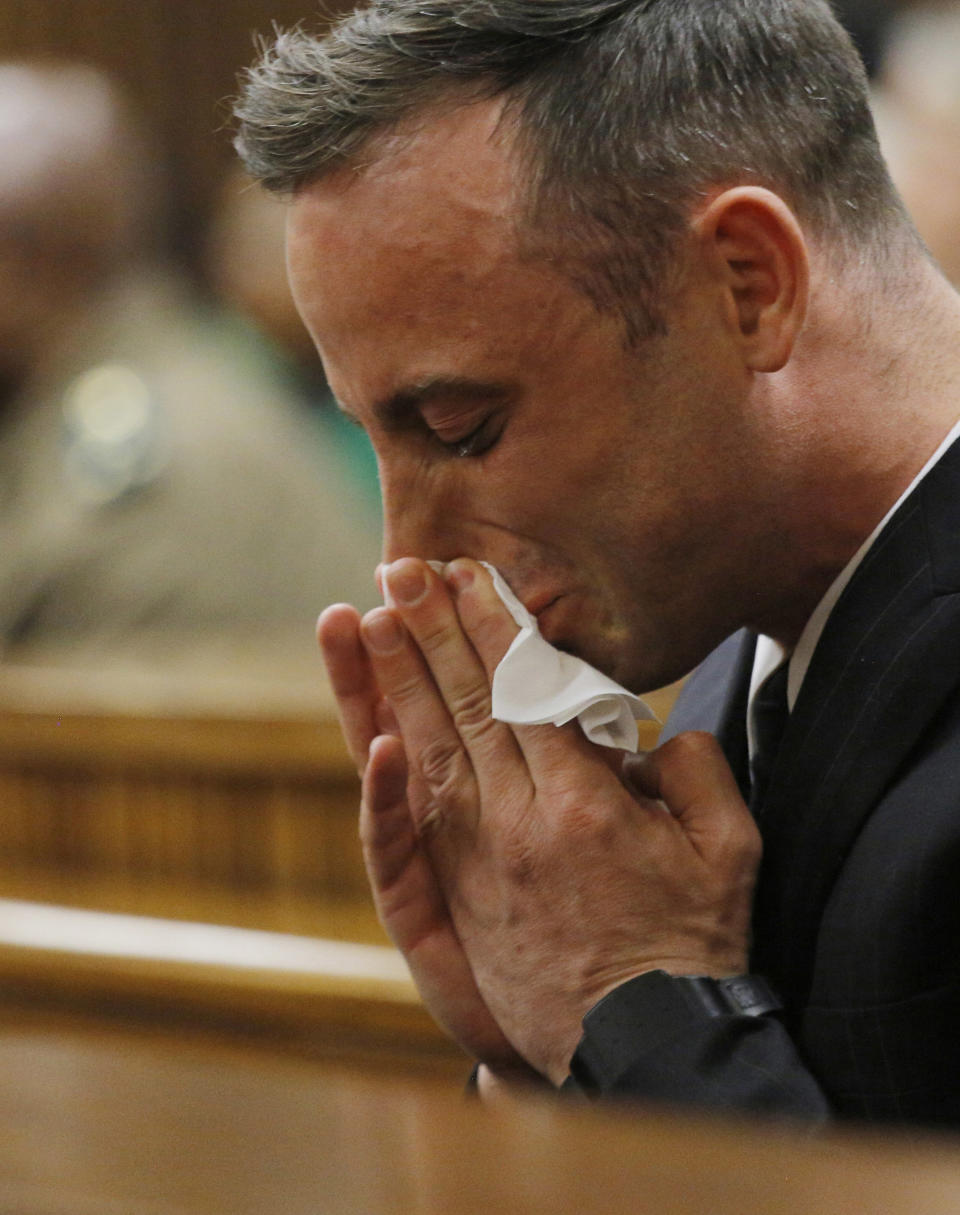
[435,414,505,458]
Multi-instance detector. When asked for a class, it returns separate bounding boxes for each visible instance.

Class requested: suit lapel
[660,629,755,798]
[752,438,960,1011]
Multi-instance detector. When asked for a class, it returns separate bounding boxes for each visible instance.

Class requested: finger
[379,559,526,782]
[629,732,760,860]
[361,733,469,952]
[317,603,381,773]
[375,696,400,737]
[360,602,484,841]
[476,1062,549,1102]
[360,733,426,901]
[362,734,521,1065]
[629,732,743,808]
[447,558,614,782]
[443,558,518,673]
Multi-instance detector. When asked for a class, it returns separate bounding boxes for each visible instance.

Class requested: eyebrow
[337,377,516,429]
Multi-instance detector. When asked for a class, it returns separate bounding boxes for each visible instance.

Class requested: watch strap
[684,973,782,1018]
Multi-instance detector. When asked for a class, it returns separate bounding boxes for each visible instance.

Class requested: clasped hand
[318,558,761,1086]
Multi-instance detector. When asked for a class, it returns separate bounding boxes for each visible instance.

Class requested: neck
[752,255,960,647]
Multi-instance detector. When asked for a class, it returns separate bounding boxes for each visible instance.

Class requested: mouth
[507,582,568,643]
[529,594,569,645]
[525,591,562,621]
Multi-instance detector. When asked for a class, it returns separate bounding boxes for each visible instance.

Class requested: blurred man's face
[0,65,130,389]
[288,100,765,691]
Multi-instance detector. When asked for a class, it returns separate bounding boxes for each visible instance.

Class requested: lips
[524,591,562,621]
[528,595,568,645]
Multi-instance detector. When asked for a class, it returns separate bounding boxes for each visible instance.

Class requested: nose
[379,456,459,564]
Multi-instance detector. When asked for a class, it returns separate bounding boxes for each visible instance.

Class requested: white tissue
[421,560,657,752]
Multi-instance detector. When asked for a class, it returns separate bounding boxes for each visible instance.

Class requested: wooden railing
[0,642,368,916]
[0,896,466,1077]
[0,641,678,1075]
[0,641,471,1073]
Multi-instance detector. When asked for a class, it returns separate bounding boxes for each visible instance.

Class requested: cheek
[481,462,631,578]
[503,411,619,499]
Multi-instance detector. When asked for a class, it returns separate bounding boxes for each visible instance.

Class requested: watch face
[716,975,782,1017]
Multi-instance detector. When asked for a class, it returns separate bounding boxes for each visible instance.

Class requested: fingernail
[363,610,404,654]
[386,561,427,606]
[445,561,474,595]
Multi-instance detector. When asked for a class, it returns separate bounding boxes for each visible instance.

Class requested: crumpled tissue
[419,560,657,752]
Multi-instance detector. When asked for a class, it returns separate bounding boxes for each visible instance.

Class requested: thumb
[626,732,759,862]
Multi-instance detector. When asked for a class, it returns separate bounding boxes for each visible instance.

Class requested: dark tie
[749,662,790,814]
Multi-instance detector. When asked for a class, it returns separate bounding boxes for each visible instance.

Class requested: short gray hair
[235,0,914,342]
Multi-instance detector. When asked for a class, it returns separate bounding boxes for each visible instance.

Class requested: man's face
[288,101,764,691]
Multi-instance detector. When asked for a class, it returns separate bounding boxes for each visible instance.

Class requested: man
[205,166,382,510]
[236,0,960,1126]
[0,62,380,651]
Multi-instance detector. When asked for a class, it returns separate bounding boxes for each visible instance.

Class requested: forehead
[286,97,609,408]
[287,101,525,329]
[289,95,518,243]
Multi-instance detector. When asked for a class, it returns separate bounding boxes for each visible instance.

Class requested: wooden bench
[3,1011,960,1215]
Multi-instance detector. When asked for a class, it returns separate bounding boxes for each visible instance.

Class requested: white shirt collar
[747,417,960,760]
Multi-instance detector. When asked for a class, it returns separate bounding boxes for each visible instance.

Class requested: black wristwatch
[587,969,782,1025]
[672,973,783,1017]
[567,969,783,1094]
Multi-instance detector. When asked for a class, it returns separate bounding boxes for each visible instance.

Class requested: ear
[691,187,809,373]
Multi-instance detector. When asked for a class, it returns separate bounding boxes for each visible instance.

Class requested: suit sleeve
[561,969,831,1121]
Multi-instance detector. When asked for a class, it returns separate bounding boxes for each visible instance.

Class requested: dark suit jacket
[567,434,960,1129]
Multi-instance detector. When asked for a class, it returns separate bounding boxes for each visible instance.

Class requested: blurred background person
[871,2,960,288]
[0,61,381,655]
[204,166,381,514]
[832,0,903,77]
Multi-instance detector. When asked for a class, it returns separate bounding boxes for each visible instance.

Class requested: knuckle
[552,784,609,839]
[714,816,762,875]
[500,833,541,886]
[413,612,457,658]
[417,734,466,797]
[450,680,494,737]
[413,801,447,842]
[564,808,616,849]
[383,669,425,711]
[463,602,513,665]
[405,769,451,842]
[737,822,764,869]
[491,809,546,887]
[662,730,718,765]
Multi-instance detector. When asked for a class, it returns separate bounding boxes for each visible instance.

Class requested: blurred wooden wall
[0,1,351,269]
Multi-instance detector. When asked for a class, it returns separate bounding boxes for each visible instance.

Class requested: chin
[577,626,686,695]
[539,593,670,691]
[552,629,638,689]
